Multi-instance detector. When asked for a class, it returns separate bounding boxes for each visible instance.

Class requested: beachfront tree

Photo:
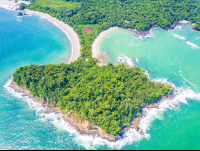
[19,3,27,10]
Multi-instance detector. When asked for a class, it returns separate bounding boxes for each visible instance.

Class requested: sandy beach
[92,27,119,59]
[0,0,80,63]
[91,20,196,61]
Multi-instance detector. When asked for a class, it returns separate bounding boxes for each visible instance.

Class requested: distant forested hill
[29,0,200,31]
[28,0,200,58]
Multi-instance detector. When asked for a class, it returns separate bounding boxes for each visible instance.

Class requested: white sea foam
[75,83,200,149]
[4,79,45,113]
[4,79,78,137]
[175,25,182,30]
[186,41,199,49]
[132,35,143,40]
[179,72,200,91]
[16,16,22,22]
[136,58,139,63]
[144,70,150,79]
[173,34,186,40]
[4,77,200,150]
[118,55,134,67]
[144,30,154,38]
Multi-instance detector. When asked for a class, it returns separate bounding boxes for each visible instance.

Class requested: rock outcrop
[10,81,174,141]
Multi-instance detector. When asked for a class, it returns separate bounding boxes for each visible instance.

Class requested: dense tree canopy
[13,60,172,135]
[13,0,194,135]
[28,0,200,59]
[19,3,27,10]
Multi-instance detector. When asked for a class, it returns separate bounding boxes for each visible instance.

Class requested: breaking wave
[144,30,154,38]
[118,55,134,67]
[132,35,143,40]
[75,79,200,149]
[4,74,200,150]
[173,34,186,40]
[186,41,199,49]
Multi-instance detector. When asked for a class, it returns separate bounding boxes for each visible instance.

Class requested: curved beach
[0,0,80,63]
[92,27,119,58]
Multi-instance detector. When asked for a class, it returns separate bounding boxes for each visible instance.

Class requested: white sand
[179,20,190,24]
[0,0,80,63]
[92,27,119,58]
[0,0,30,10]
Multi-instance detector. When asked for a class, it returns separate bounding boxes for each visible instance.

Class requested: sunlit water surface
[1,8,200,150]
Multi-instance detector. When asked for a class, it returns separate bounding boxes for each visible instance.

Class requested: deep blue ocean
[1,8,200,150]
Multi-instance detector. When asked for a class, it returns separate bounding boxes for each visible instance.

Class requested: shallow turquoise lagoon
[99,24,200,149]
[1,8,200,150]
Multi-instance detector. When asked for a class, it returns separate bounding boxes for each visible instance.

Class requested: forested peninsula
[11,0,200,141]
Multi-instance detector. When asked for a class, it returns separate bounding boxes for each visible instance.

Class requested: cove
[99,24,200,149]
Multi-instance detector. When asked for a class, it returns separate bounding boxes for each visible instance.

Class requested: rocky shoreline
[8,80,174,142]
[127,20,196,38]
[96,20,197,66]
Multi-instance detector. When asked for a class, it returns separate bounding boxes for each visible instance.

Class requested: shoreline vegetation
[0,0,198,141]
[92,21,196,65]
[9,79,174,141]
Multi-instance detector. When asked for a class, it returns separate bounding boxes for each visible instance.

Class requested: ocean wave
[186,41,199,49]
[179,73,200,91]
[76,82,200,149]
[174,25,182,30]
[118,55,134,67]
[172,34,186,40]
[4,79,45,113]
[136,58,139,63]
[132,35,143,40]
[4,79,79,137]
[16,16,22,23]
[144,30,154,38]
[4,77,200,150]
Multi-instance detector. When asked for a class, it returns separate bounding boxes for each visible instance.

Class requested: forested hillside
[14,0,197,136]
[13,60,172,135]
[27,0,200,59]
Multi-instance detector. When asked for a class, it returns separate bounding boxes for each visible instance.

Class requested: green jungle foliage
[27,0,200,59]
[13,60,172,135]
[14,0,198,135]
[19,3,27,10]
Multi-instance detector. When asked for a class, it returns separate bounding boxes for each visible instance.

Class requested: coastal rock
[10,81,174,142]
[10,81,118,142]
[131,114,141,130]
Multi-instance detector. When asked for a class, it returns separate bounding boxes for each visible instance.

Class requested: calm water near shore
[0,8,83,150]
[99,24,200,149]
[1,8,200,150]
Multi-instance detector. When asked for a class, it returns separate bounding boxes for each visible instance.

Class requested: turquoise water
[99,25,200,149]
[0,8,84,150]
[1,8,200,150]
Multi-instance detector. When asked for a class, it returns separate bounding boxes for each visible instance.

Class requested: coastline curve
[0,0,81,64]
[91,21,196,64]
